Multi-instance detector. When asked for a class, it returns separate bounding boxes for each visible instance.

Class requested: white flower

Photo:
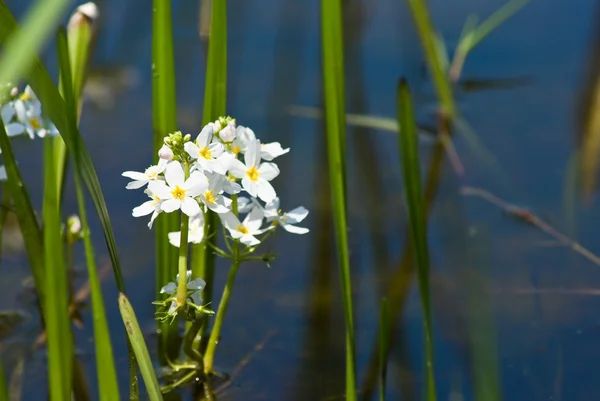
[148,161,207,217]
[1,102,23,137]
[237,196,254,214]
[199,172,232,214]
[160,270,206,312]
[218,121,236,142]
[122,159,167,189]
[260,142,289,161]
[184,124,228,174]
[132,189,163,229]
[12,87,45,139]
[264,197,309,234]
[231,126,255,156]
[220,207,264,246]
[229,139,279,202]
[168,213,204,247]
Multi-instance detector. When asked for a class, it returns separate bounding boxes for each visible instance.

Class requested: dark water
[2,0,600,400]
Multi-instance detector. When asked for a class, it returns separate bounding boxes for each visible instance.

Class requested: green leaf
[119,293,164,401]
[43,137,73,400]
[321,0,356,399]
[0,4,126,293]
[0,0,70,90]
[58,25,121,401]
[152,0,180,360]
[0,119,45,310]
[0,356,7,401]
[396,79,437,401]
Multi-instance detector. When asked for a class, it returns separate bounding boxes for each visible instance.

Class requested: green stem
[176,213,190,307]
[203,258,240,374]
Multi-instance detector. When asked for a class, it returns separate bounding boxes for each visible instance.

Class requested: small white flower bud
[67,215,82,236]
[219,122,236,142]
[158,144,174,160]
[9,87,18,97]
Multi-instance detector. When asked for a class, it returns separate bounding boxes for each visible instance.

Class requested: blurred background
[3,0,600,400]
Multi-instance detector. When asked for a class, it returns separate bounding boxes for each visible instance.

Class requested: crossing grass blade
[405,0,455,117]
[321,0,356,399]
[152,0,180,359]
[396,79,437,401]
[43,136,73,401]
[119,293,163,401]
[0,120,45,310]
[0,4,126,293]
[0,0,70,90]
[57,26,121,401]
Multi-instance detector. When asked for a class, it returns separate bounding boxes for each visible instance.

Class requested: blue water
[3,0,600,399]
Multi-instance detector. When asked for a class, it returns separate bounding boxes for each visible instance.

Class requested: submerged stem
[203,258,240,374]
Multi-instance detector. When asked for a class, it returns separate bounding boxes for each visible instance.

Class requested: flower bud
[183,134,191,142]
[219,121,236,142]
[9,87,18,97]
[158,144,174,160]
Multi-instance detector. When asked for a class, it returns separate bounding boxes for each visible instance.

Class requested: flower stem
[203,258,240,374]
[176,162,190,307]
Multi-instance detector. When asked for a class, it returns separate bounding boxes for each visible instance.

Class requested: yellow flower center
[19,92,31,101]
[29,117,41,130]
[237,225,249,234]
[145,166,158,179]
[246,166,259,182]
[232,146,241,155]
[199,146,212,159]
[151,195,161,205]
[204,190,216,204]
[171,185,186,200]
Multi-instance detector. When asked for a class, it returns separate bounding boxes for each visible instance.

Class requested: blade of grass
[406,0,455,117]
[57,25,121,401]
[194,0,227,349]
[119,293,163,401]
[152,0,180,360]
[396,79,437,401]
[0,0,70,90]
[0,120,45,310]
[43,137,73,400]
[0,4,126,293]
[378,298,389,401]
[321,0,356,399]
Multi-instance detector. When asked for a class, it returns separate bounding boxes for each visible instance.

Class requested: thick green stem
[203,258,240,374]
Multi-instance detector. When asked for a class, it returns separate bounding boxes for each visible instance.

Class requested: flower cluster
[123,117,309,250]
[1,85,59,139]
[0,85,60,181]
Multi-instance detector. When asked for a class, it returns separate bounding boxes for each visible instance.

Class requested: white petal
[244,207,264,232]
[256,180,276,203]
[181,197,201,216]
[258,163,280,181]
[148,210,160,229]
[184,142,201,159]
[161,198,181,213]
[187,278,206,291]
[208,142,224,158]
[237,197,253,213]
[184,173,208,197]
[282,223,309,234]
[242,177,259,197]
[125,181,147,190]
[148,181,172,199]
[132,201,155,217]
[197,124,214,147]
[168,231,181,247]
[165,161,184,187]
[0,165,7,181]
[122,171,149,181]
[228,159,246,178]
[5,123,24,137]
[264,197,280,218]
[244,139,261,167]
[1,104,14,123]
[160,282,177,294]
[219,212,241,233]
[260,142,289,161]
[206,197,230,214]
[285,206,309,224]
[240,234,260,246]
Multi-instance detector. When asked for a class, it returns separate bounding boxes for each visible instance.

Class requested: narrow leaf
[119,293,163,401]
[396,79,437,401]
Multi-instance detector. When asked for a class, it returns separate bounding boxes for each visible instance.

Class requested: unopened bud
[9,87,18,97]
[158,144,174,160]
[67,215,82,238]
[183,134,191,142]
[219,121,236,142]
